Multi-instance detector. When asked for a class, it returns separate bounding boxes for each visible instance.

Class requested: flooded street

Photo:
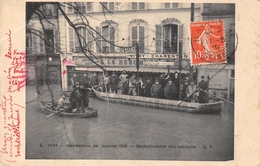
[26,86,234,161]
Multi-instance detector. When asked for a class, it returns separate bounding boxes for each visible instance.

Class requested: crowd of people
[56,71,209,113]
[97,70,209,103]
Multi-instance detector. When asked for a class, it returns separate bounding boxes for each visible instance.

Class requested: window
[109,2,114,11]
[69,27,93,53]
[67,2,86,13]
[96,25,116,53]
[101,2,114,11]
[26,31,33,54]
[45,30,54,53]
[67,2,73,13]
[75,27,86,52]
[164,3,178,8]
[86,2,93,12]
[132,26,145,53]
[42,4,57,16]
[26,30,45,54]
[75,2,86,13]
[132,2,145,10]
[163,24,178,53]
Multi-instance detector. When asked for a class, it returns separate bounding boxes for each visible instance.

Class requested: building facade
[58,2,202,90]
[26,2,235,99]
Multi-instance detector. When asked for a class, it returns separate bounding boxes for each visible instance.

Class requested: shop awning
[75,66,189,73]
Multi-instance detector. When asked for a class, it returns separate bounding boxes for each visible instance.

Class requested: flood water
[26,86,234,161]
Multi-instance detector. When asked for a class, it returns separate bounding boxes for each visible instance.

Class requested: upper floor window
[42,4,57,16]
[67,2,86,13]
[132,2,145,10]
[86,2,93,12]
[69,26,93,53]
[96,21,117,53]
[132,26,145,53]
[163,24,178,53]
[75,2,86,13]
[102,2,114,11]
[164,3,178,9]
[155,18,183,54]
[26,30,44,54]
[129,19,147,53]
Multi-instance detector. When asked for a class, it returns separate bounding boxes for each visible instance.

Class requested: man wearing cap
[151,78,163,98]
[198,76,208,103]
[164,79,177,100]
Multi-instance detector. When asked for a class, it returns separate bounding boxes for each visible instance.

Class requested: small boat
[39,101,98,118]
[92,86,222,114]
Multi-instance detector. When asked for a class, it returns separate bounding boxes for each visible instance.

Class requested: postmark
[190,20,226,65]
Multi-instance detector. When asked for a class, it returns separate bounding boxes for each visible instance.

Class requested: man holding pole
[198,76,208,103]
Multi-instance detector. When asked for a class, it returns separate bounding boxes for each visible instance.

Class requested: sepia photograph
[24,2,236,160]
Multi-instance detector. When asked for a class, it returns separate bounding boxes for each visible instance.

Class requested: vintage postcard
[0,0,259,165]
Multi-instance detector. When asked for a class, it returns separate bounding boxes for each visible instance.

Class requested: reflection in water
[26,97,234,161]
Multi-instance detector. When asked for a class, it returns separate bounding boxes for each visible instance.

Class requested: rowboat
[92,86,222,114]
[39,101,98,118]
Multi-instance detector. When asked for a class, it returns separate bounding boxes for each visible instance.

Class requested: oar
[178,63,230,107]
[203,90,234,105]
[47,109,64,118]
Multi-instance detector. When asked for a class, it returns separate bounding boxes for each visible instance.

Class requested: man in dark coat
[198,76,208,103]
[159,73,166,89]
[81,73,90,88]
[144,77,153,97]
[90,72,99,87]
[151,78,163,98]
[69,83,85,113]
[172,72,180,100]
[110,72,119,93]
[164,79,177,100]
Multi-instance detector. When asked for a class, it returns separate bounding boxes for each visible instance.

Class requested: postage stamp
[190,20,226,65]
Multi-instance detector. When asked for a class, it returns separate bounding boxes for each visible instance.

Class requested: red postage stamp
[190,20,226,65]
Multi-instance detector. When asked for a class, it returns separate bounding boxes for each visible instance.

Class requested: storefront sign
[125,54,188,59]
[74,57,190,69]
[144,61,175,66]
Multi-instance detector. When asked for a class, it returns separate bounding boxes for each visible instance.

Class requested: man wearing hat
[102,72,110,92]
[164,78,177,100]
[118,70,128,94]
[198,76,208,103]
[172,71,180,100]
[151,78,163,98]
[128,73,137,95]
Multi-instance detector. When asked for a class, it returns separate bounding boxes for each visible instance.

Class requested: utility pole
[136,43,140,96]
[190,3,194,82]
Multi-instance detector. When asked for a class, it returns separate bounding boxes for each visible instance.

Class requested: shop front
[64,54,190,90]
